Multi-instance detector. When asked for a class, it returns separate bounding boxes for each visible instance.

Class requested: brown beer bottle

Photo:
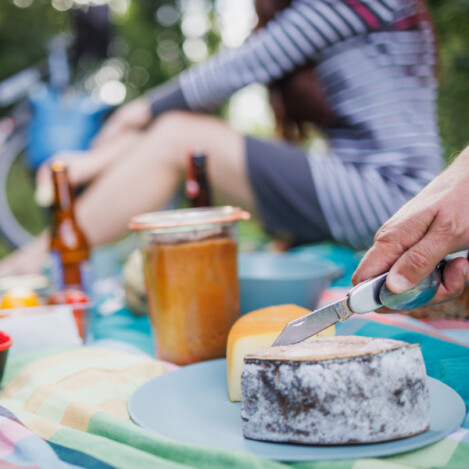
[185,151,213,208]
[49,161,91,293]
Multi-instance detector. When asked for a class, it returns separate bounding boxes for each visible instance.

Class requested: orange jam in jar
[130,207,250,366]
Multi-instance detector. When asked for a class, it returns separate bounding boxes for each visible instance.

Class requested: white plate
[128,359,466,461]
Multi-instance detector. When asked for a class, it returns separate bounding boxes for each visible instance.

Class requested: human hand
[352,148,469,305]
[34,151,102,206]
[35,131,140,206]
[91,98,152,149]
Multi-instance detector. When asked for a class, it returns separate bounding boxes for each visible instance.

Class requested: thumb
[353,209,435,285]
[35,164,53,207]
[35,160,51,185]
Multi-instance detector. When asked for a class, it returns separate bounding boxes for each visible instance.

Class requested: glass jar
[129,206,250,366]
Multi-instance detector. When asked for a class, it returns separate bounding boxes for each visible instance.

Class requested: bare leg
[77,111,255,245]
[0,112,255,273]
[0,131,143,276]
[0,232,48,276]
[36,130,141,189]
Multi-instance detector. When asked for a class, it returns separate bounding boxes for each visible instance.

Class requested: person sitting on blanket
[0,0,442,276]
[353,145,469,305]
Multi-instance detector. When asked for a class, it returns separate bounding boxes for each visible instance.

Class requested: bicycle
[0,6,112,250]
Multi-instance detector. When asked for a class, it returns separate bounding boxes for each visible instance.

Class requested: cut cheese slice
[226,304,334,402]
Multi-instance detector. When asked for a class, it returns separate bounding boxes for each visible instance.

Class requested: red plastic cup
[0,331,13,385]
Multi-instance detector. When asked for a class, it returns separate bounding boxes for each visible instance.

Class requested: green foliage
[0,0,66,81]
[428,0,469,159]
[0,0,217,99]
[0,0,219,257]
[7,152,48,236]
[2,1,468,160]
[112,0,188,99]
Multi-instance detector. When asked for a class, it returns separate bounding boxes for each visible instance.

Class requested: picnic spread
[3,1,469,466]
[0,278,468,468]
[0,197,467,468]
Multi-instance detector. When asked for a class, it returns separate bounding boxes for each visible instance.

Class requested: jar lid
[129,206,251,231]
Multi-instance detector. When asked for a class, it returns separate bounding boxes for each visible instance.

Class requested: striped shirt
[150,0,442,250]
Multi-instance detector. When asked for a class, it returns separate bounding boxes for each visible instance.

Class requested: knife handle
[349,250,469,315]
[347,273,387,315]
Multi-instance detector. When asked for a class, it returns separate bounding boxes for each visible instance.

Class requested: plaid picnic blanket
[0,293,469,468]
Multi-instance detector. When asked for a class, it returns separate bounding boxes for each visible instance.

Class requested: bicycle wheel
[0,128,47,249]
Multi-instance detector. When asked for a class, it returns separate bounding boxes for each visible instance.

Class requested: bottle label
[79,260,93,297]
[49,250,93,295]
[49,250,65,291]
[185,179,200,198]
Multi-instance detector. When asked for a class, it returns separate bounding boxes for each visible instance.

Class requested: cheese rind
[241,336,430,444]
[226,305,334,401]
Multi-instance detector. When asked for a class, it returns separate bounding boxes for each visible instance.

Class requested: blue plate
[128,359,466,461]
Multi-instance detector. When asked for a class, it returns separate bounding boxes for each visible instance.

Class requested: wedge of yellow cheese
[226,304,335,401]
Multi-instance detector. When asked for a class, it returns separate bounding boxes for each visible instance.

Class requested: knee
[136,111,197,167]
[148,110,197,140]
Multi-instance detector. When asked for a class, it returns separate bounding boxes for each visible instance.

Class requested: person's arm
[94,0,396,147]
[91,98,152,148]
[352,147,469,304]
[177,0,396,111]
[92,80,190,148]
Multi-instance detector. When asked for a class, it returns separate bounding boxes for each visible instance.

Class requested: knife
[272,251,469,347]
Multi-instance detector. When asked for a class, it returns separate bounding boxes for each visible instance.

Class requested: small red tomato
[48,289,89,305]
[48,289,90,338]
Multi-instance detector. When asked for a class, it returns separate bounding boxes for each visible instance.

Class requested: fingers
[352,242,401,286]
[35,158,59,207]
[352,207,435,286]
[36,131,140,207]
[353,147,469,300]
[35,162,50,187]
[386,217,460,293]
[35,152,96,207]
[37,152,93,185]
[92,99,152,149]
[430,257,469,304]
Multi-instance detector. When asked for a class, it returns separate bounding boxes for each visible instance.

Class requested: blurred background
[1,0,468,260]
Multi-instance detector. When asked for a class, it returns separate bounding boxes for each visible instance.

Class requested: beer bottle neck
[186,153,212,207]
[51,166,76,219]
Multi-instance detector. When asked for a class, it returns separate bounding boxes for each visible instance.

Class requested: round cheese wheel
[241,336,430,444]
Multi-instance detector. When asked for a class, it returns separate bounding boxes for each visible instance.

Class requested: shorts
[245,136,332,245]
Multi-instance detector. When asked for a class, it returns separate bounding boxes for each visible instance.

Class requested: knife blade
[272,271,388,347]
[271,299,352,346]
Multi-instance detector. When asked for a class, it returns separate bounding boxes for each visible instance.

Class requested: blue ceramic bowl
[238,252,342,315]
